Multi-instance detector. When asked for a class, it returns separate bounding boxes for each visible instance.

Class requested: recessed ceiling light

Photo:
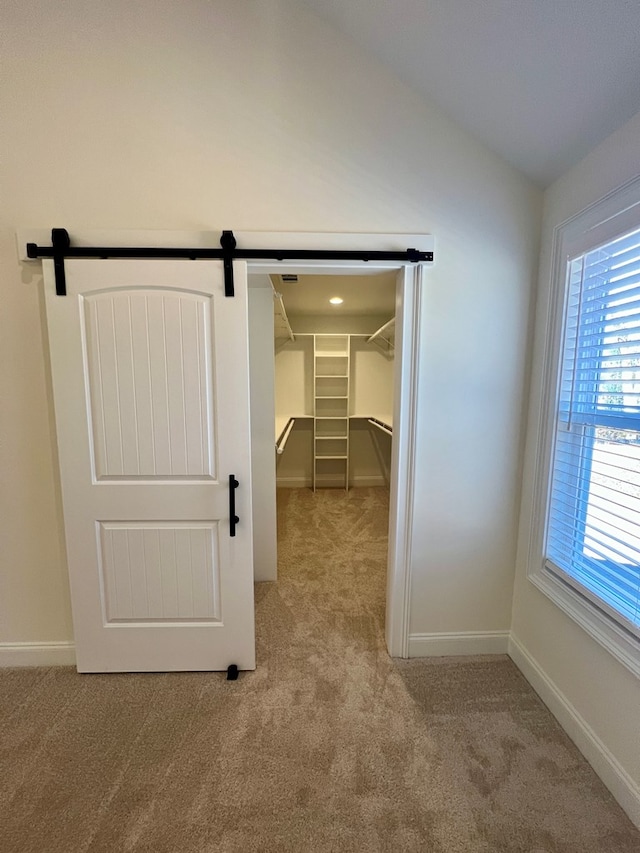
[329,297,343,305]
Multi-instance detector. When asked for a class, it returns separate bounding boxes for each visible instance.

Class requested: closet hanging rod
[26,229,434,298]
[367,317,395,345]
[368,418,393,436]
[276,418,296,454]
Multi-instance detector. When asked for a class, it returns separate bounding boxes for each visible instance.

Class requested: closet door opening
[249,269,405,655]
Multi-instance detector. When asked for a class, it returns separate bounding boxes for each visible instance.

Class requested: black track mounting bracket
[27,228,71,296]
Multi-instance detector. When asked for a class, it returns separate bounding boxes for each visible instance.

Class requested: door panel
[44,259,255,672]
[83,290,216,479]
[98,522,221,623]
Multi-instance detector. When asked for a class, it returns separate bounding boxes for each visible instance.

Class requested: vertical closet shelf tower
[314,335,350,491]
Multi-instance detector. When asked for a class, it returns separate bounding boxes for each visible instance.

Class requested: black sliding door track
[26,229,434,297]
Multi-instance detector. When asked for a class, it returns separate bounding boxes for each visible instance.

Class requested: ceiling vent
[281,274,298,283]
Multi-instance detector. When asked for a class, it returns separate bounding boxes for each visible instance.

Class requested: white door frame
[21,228,433,659]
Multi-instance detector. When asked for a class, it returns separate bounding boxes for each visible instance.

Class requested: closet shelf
[314,334,350,491]
[367,317,395,354]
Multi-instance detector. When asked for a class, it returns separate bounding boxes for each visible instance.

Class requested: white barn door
[44,259,255,673]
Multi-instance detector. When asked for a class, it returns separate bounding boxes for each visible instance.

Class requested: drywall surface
[275,339,314,421]
[0,0,540,651]
[513,110,640,806]
[349,419,391,487]
[248,278,277,582]
[275,421,314,488]
[349,339,394,421]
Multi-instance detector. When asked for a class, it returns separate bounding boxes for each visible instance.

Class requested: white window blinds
[546,225,640,637]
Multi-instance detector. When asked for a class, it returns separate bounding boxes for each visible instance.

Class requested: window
[546,226,640,638]
[530,176,640,675]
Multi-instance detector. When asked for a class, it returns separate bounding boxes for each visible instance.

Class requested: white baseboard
[276,475,387,488]
[509,633,640,829]
[408,630,510,657]
[350,474,388,487]
[0,641,76,667]
[276,476,312,488]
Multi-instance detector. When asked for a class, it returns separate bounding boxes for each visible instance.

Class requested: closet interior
[273,272,396,490]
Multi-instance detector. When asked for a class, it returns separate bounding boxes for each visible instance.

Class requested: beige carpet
[1,487,638,852]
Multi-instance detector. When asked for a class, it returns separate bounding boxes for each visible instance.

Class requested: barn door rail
[26,229,434,298]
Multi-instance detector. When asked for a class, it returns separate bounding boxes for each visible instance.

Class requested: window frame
[528,175,640,679]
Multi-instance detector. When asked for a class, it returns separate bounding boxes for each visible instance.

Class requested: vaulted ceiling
[301,0,640,186]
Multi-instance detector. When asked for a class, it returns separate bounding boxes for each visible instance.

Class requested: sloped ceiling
[301,0,640,186]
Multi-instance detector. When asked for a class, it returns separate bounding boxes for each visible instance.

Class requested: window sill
[528,567,640,680]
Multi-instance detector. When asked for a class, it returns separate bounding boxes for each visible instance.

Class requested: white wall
[275,420,314,488]
[248,277,277,582]
[273,335,314,488]
[512,109,640,822]
[349,419,392,487]
[0,0,540,659]
[350,338,394,422]
[275,339,314,421]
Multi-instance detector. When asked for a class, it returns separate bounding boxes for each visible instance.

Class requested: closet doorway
[248,261,423,658]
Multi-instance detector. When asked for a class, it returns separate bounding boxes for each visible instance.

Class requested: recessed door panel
[83,289,215,480]
[98,522,221,623]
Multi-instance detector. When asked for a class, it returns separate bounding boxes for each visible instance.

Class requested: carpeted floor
[1,487,638,852]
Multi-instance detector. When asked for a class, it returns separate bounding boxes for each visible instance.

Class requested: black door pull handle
[229,475,240,537]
